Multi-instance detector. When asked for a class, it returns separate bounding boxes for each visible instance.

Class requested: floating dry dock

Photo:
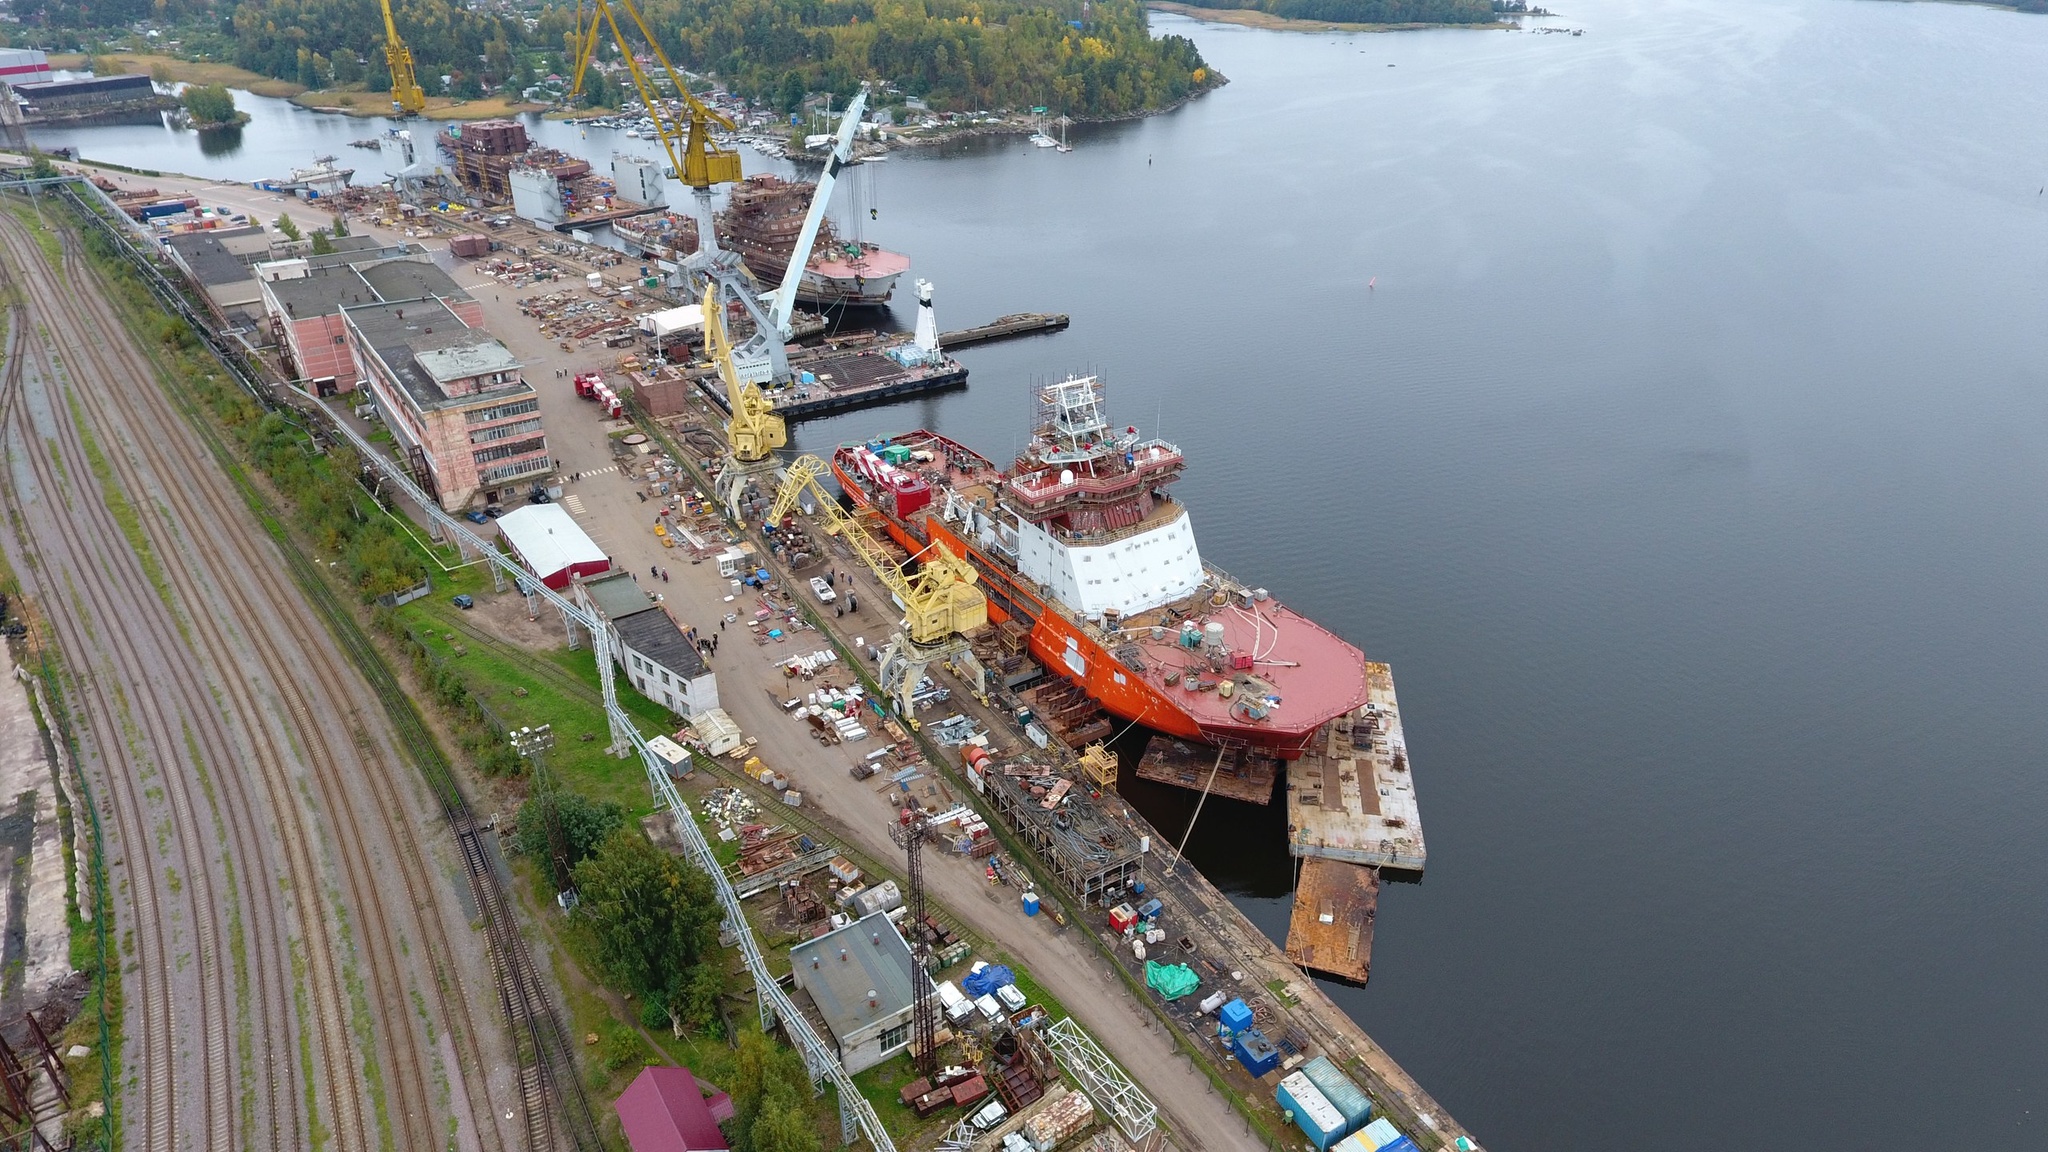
[937,312,1069,350]
[1285,664,1425,871]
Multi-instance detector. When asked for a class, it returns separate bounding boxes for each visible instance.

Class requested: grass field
[289,90,546,120]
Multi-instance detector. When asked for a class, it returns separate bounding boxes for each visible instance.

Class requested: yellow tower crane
[381,0,426,116]
[567,0,742,190]
[769,455,991,725]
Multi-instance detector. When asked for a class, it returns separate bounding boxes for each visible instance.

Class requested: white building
[575,570,717,718]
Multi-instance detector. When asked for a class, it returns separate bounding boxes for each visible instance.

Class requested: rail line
[40,178,608,1152]
[0,243,230,1144]
[0,195,516,1149]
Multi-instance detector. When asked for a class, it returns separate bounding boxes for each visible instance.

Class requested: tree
[330,52,364,88]
[310,230,335,256]
[181,83,239,126]
[273,212,302,242]
[571,828,724,1034]
[729,1031,821,1152]
[513,791,622,869]
[330,214,349,238]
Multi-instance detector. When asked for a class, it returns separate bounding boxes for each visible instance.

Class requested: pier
[687,350,969,420]
[938,312,1070,349]
[1284,858,1378,984]
[1285,664,1426,871]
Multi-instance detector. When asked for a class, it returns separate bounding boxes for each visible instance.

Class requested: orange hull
[834,459,1326,757]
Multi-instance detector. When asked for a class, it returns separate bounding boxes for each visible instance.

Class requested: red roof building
[616,1066,731,1152]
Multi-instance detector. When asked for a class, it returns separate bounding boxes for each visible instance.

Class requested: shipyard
[0,33,1471,1152]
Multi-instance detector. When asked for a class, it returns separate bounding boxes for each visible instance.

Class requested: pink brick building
[258,245,481,397]
[343,298,552,511]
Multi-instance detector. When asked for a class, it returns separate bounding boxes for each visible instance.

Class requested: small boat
[1030,133,1058,148]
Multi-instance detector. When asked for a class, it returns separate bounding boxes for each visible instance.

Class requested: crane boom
[567,0,741,189]
[769,455,987,645]
[770,84,869,335]
[382,0,426,115]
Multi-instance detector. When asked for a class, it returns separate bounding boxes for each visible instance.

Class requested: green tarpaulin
[1144,961,1200,1001]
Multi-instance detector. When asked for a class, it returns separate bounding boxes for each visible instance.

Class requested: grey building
[789,913,931,1075]
[575,570,718,718]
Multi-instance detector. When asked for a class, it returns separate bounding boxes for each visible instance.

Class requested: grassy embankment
[47,53,541,120]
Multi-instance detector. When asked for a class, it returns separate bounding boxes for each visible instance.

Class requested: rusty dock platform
[1285,858,1379,984]
[1286,662,1425,871]
[1133,736,1278,805]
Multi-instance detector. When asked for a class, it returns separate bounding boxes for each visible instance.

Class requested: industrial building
[789,913,931,1075]
[257,243,479,395]
[494,504,608,590]
[163,227,274,328]
[342,298,551,509]
[575,570,718,718]
[0,49,52,83]
[11,73,170,122]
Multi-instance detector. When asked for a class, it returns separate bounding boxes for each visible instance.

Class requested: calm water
[37,2,2048,1146]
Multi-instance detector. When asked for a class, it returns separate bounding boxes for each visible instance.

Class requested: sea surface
[32,1,2048,1146]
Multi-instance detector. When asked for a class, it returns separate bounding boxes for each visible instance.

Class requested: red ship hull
[832,440,1363,758]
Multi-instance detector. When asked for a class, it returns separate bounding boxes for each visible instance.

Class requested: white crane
[768,82,870,338]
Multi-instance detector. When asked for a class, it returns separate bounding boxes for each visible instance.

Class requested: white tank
[1059,468,1075,486]
[1204,622,1227,648]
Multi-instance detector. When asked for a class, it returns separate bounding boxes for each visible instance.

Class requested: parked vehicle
[809,575,837,603]
[452,594,475,609]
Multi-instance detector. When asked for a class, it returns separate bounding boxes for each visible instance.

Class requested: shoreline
[1147,1,1514,33]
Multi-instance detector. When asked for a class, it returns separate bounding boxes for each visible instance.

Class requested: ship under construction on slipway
[831,375,1425,984]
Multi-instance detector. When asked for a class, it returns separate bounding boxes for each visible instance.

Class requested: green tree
[571,828,724,1034]
[310,230,335,256]
[330,214,349,237]
[728,1031,819,1152]
[181,83,239,125]
[513,791,623,869]
[330,52,364,87]
[273,212,302,241]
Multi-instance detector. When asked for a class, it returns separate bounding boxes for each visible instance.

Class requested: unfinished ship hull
[829,377,1370,761]
[715,173,908,308]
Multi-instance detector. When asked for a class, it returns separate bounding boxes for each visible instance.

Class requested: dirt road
[0,202,520,1149]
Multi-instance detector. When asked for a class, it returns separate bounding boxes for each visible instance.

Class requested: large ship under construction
[716,174,909,308]
[832,377,1423,980]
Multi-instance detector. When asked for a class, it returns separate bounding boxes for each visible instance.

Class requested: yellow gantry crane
[568,0,742,189]
[381,0,426,115]
[769,455,991,724]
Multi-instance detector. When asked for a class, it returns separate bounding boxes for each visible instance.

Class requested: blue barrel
[1022,891,1040,916]
[1133,880,1146,895]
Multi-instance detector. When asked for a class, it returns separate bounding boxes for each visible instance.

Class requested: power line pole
[890,807,939,1076]
[510,724,576,908]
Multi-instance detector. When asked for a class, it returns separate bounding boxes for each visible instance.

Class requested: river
[31,0,2048,1147]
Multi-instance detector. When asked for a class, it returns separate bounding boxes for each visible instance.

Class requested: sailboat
[1055,116,1073,153]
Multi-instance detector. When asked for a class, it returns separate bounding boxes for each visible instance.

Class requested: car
[464,510,489,524]
[809,576,837,604]
[452,595,475,609]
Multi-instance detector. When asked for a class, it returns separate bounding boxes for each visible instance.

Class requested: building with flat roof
[789,913,932,1074]
[574,569,718,718]
[257,244,478,395]
[164,227,272,327]
[343,297,551,509]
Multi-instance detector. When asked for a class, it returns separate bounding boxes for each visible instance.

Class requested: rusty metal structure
[888,807,941,1076]
[979,759,1144,906]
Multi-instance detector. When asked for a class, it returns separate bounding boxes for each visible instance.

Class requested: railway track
[0,199,523,1149]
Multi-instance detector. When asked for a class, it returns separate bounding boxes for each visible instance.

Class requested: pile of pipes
[926,714,986,747]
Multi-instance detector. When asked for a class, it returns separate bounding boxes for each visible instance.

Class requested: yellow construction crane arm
[381,0,426,115]
[769,455,988,645]
[704,281,785,464]
[566,0,742,189]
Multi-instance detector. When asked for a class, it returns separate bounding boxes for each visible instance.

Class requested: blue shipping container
[1276,1072,1348,1150]
[1377,1139,1419,1152]
[1358,1118,1402,1149]
[1232,1027,1280,1078]
[1300,1055,1372,1132]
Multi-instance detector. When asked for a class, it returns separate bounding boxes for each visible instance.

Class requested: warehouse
[789,914,931,1075]
[496,504,608,591]
[574,570,718,718]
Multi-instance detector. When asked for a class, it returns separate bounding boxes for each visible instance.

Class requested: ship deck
[1284,858,1378,984]
[1284,663,1425,871]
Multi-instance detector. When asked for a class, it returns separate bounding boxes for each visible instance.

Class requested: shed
[615,1065,730,1152]
[497,504,608,589]
[641,304,705,341]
